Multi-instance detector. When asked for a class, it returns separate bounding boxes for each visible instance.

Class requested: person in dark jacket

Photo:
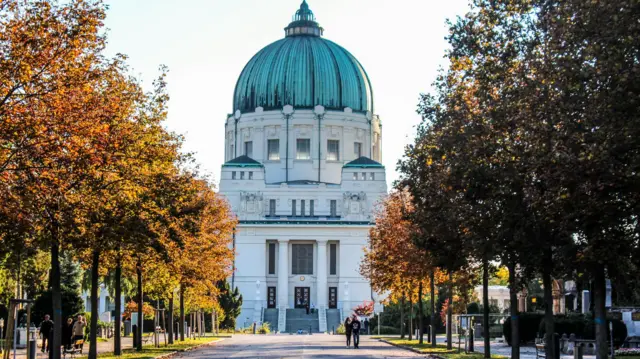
[62,318,74,350]
[350,316,361,349]
[344,317,352,348]
[39,315,54,353]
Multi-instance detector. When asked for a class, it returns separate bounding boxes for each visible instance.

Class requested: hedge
[503,313,544,345]
[372,325,401,335]
[538,314,628,347]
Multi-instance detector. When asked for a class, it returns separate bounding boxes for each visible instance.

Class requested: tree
[32,253,84,324]
[217,281,242,330]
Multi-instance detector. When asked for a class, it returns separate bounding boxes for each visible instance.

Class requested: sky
[103,0,470,188]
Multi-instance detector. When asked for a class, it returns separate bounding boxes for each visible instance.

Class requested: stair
[326,309,341,333]
[278,306,287,333]
[263,308,278,331]
[285,308,320,333]
[318,306,327,333]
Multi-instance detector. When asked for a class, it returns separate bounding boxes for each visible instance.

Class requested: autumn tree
[361,189,443,343]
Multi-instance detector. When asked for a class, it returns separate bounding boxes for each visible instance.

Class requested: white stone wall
[220,106,387,329]
[224,107,382,184]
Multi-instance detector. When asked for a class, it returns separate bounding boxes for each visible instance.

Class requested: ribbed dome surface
[233,35,373,114]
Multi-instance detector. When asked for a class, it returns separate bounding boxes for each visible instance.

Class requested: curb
[377,339,446,358]
[154,338,226,359]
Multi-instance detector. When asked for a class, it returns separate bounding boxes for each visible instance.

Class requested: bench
[535,338,546,359]
[141,332,154,344]
[63,339,84,359]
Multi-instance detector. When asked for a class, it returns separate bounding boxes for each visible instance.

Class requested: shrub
[467,303,481,314]
[258,322,271,334]
[336,323,345,335]
[537,314,628,347]
[373,325,401,335]
[503,313,544,346]
[616,348,640,356]
[538,314,588,339]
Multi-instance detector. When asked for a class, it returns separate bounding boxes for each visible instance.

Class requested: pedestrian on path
[39,315,54,353]
[344,317,352,348]
[62,318,74,350]
[72,315,86,349]
[351,315,361,349]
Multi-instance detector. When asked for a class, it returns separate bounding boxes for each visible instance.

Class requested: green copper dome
[233,1,373,114]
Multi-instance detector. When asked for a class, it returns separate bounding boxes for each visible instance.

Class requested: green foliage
[373,325,401,334]
[538,314,628,347]
[503,313,544,346]
[216,281,242,330]
[258,322,270,334]
[31,254,84,324]
[467,302,481,314]
[336,323,345,335]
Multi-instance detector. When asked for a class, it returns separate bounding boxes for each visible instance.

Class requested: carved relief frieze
[240,191,263,214]
[343,191,367,214]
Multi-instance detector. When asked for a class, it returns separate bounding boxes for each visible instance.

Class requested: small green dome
[233,1,373,114]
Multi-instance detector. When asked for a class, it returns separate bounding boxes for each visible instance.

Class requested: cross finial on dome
[285,0,324,37]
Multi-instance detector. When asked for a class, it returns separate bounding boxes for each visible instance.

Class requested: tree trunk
[447,272,453,350]
[168,294,174,344]
[419,281,424,344]
[50,239,62,359]
[542,250,555,359]
[593,264,608,359]
[136,260,143,351]
[508,262,520,359]
[89,249,100,359]
[114,253,122,355]
[409,294,413,341]
[431,271,436,347]
[400,293,406,339]
[179,284,185,341]
[483,257,491,358]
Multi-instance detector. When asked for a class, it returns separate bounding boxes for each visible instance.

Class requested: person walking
[39,315,54,353]
[72,315,86,349]
[344,317,352,348]
[62,318,74,350]
[351,315,361,349]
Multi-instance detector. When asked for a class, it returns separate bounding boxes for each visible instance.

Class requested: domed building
[219,1,387,333]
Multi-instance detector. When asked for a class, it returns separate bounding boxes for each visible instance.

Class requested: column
[316,240,328,308]
[278,239,289,308]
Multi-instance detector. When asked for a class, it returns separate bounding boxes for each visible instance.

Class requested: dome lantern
[285,0,323,37]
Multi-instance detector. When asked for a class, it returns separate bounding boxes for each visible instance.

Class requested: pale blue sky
[103,0,470,188]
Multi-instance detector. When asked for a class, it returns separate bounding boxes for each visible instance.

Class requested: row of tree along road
[0,2,238,359]
[362,1,640,359]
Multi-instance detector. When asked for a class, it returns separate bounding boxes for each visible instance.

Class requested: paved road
[182,334,424,359]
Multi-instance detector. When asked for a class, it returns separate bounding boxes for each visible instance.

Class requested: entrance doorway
[329,287,337,308]
[294,287,310,308]
[267,287,276,308]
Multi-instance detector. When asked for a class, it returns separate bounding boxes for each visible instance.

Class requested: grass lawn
[79,337,222,359]
[378,338,506,359]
